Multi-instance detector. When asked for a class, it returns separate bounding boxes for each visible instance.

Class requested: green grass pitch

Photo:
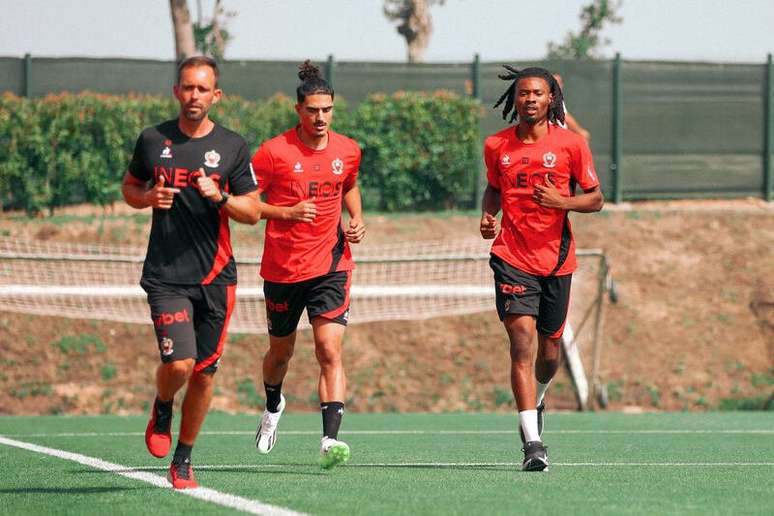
[1,411,773,515]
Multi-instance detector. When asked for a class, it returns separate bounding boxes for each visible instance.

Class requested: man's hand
[532,175,566,209]
[145,175,180,210]
[285,200,317,222]
[345,217,365,243]
[195,168,223,203]
[480,213,499,239]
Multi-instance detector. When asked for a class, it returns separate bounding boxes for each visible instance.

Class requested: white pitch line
[0,435,306,516]
[8,429,774,438]
[122,461,774,470]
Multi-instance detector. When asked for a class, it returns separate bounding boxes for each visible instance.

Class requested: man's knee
[315,342,342,368]
[161,358,195,378]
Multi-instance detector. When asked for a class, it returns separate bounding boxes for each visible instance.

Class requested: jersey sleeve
[484,137,500,190]
[127,133,151,182]
[228,140,258,195]
[570,139,600,191]
[343,145,361,192]
[250,144,274,194]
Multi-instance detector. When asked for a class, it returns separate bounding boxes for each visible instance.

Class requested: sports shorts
[140,278,236,374]
[489,254,572,339]
[263,270,351,337]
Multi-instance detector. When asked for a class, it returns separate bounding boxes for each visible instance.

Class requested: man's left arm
[533,179,603,213]
[342,185,365,243]
[196,171,261,224]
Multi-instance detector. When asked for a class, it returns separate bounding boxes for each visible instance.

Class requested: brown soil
[1,199,772,415]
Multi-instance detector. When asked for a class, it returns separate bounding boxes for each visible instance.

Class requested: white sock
[536,380,552,405]
[519,409,540,442]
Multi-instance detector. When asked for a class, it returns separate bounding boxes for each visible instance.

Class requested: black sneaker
[522,441,549,471]
[518,400,546,444]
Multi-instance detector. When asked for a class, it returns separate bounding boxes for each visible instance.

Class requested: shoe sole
[522,458,549,472]
[320,443,350,470]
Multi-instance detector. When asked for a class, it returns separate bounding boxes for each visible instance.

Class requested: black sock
[153,398,173,432]
[264,382,283,412]
[321,401,344,440]
[173,442,193,464]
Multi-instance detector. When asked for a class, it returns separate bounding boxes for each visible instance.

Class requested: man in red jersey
[480,65,603,472]
[251,60,365,470]
[122,56,260,489]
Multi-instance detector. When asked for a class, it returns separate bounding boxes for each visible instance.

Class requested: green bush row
[0,91,481,214]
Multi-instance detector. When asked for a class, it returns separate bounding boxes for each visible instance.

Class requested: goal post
[0,237,614,410]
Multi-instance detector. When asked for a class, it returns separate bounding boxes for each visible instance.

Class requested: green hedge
[0,91,480,214]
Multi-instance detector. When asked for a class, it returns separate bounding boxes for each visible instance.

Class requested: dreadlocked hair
[296,60,334,103]
[493,65,565,125]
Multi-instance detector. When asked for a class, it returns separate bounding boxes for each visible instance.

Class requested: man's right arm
[258,196,317,222]
[122,172,180,210]
[480,184,501,239]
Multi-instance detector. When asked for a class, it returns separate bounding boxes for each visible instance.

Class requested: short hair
[296,60,334,103]
[493,65,565,125]
[176,55,219,87]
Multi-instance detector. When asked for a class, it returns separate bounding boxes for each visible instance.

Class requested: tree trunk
[169,0,196,62]
[399,0,432,63]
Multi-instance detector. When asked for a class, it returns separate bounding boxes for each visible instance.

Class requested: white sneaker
[255,394,285,454]
[319,437,350,470]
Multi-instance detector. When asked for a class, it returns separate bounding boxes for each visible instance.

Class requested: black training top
[128,119,257,285]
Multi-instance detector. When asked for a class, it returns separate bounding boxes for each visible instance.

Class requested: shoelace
[172,459,192,480]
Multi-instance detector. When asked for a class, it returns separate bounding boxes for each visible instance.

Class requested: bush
[345,91,481,211]
[0,91,481,214]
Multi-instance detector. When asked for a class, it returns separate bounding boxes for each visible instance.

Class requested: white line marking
[0,435,306,516]
[123,462,774,470]
[8,429,774,438]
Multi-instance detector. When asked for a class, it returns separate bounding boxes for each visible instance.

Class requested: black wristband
[214,191,231,209]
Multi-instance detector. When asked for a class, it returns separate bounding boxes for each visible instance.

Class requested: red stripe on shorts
[195,284,236,372]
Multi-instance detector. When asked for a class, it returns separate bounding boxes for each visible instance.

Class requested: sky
[1,0,773,63]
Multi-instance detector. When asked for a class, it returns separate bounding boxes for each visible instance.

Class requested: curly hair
[493,65,564,125]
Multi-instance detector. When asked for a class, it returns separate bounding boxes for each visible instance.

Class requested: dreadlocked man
[251,60,365,470]
[479,66,604,472]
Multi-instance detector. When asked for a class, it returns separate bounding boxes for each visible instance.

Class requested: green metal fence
[2,53,772,202]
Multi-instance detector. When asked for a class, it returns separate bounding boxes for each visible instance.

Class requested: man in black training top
[122,56,260,489]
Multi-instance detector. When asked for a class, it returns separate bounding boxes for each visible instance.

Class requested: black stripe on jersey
[549,212,572,276]
[328,222,346,273]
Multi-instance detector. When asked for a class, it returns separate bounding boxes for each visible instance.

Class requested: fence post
[325,54,335,87]
[764,53,773,202]
[23,53,32,98]
[610,53,623,203]
[472,53,483,209]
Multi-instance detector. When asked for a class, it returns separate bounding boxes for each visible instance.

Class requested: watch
[214,191,230,209]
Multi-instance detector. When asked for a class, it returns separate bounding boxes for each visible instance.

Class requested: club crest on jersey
[542,152,557,168]
[331,158,344,175]
[204,149,221,168]
[500,154,511,167]
[293,161,304,173]
[160,146,172,158]
[160,337,174,356]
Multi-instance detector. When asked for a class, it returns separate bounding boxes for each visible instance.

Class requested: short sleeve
[570,139,600,191]
[228,141,258,195]
[343,145,361,192]
[250,144,274,193]
[484,138,500,190]
[127,133,151,182]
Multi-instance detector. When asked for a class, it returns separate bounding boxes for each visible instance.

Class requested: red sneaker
[145,399,173,458]
[167,459,198,489]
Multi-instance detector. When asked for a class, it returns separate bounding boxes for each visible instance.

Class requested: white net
[0,237,604,335]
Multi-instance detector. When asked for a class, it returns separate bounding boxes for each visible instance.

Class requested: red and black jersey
[128,120,257,285]
[485,124,599,276]
[251,128,360,283]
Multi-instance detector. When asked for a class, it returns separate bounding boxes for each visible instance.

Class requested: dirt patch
[1,201,772,415]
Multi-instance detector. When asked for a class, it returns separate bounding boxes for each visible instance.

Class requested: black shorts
[140,278,236,374]
[489,254,571,339]
[263,270,351,337]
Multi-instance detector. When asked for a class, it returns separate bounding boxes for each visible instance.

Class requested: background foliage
[0,91,480,214]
